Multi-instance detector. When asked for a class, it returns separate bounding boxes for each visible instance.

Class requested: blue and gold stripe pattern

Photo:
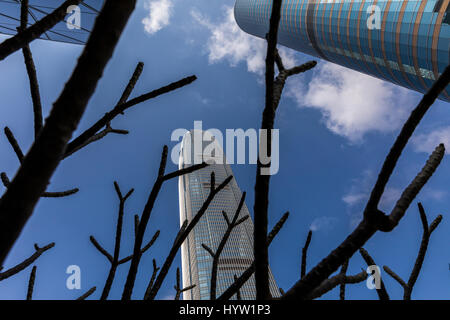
[234,0,450,102]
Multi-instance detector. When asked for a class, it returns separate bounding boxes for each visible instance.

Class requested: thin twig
[26,265,36,300]
[64,75,197,157]
[143,259,160,300]
[301,230,312,279]
[339,260,349,300]
[1,171,79,198]
[0,243,54,281]
[63,62,144,157]
[18,0,43,138]
[383,203,443,300]
[234,275,242,300]
[76,287,96,300]
[174,267,196,300]
[217,212,289,301]
[358,248,390,300]
[304,270,367,300]
[206,192,248,300]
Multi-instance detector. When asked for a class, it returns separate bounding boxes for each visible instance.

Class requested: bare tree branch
[234,275,242,300]
[143,173,233,300]
[2,129,79,197]
[281,64,449,300]
[174,267,195,300]
[26,265,36,300]
[217,211,289,301]
[122,146,211,300]
[339,260,349,300]
[63,62,144,157]
[4,127,24,162]
[304,269,367,300]
[254,0,317,300]
[64,75,197,157]
[301,230,312,279]
[18,0,43,138]
[0,242,54,281]
[89,236,113,263]
[206,192,248,300]
[143,259,160,300]
[76,287,96,300]
[0,0,83,61]
[383,266,408,289]
[383,203,443,300]
[88,182,158,300]
[359,248,390,300]
[0,0,137,266]
[118,230,160,265]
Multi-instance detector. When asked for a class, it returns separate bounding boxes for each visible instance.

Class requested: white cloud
[191,6,298,76]
[412,126,450,154]
[142,0,173,35]
[310,216,338,232]
[287,63,415,142]
[192,6,416,143]
[342,169,446,227]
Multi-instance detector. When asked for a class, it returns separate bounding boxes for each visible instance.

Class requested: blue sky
[0,0,449,300]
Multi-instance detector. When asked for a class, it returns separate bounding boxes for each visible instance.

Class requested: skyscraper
[234,0,450,102]
[0,1,103,44]
[178,130,280,300]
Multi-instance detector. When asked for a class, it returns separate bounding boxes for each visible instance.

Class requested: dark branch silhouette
[218,211,289,301]
[143,172,233,300]
[174,267,195,300]
[18,0,43,138]
[0,0,138,266]
[202,192,248,300]
[0,0,82,61]
[89,182,159,300]
[253,0,317,299]
[26,265,36,300]
[143,259,160,300]
[301,230,312,279]
[359,248,390,300]
[339,260,349,300]
[383,203,442,300]
[0,242,54,281]
[282,63,449,299]
[122,145,210,300]
[76,287,96,300]
[304,268,367,300]
[64,75,197,157]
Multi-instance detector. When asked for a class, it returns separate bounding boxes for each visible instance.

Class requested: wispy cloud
[191,6,416,143]
[342,170,446,227]
[309,216,338,232]
[412,126,450,154]
[142,0,174,35]
[287,63,415,142]
[191,6,297,76]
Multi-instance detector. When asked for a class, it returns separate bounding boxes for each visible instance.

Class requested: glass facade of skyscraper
[178,130,280,300]
[234,0,449,102]
[0,1,103,44]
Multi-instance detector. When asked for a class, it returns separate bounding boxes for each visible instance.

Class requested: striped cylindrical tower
[234,0,450,102]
